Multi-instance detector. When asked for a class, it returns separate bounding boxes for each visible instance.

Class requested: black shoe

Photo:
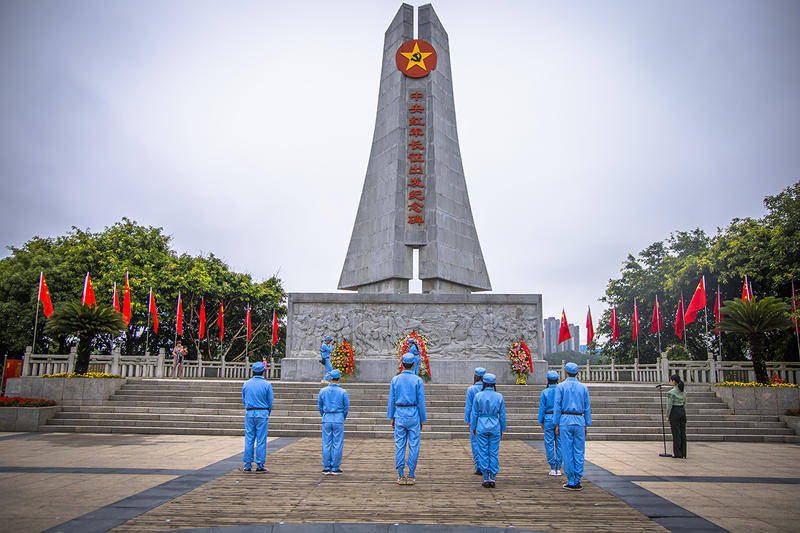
[322,469,331,475]
[574,483,583,491]
[563,483,579,490]
[474,469,482,475]
[255,466,268,473]
[241,466,252,473]
[489,481,496,488]
[482,481,491,488]
[330,469,343,475]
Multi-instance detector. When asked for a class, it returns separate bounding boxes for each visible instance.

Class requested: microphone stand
[656,384,672,457]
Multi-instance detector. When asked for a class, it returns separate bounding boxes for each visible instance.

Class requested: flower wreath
[330,339,357,379]
[508,337,533,385]
[394,330,431,382]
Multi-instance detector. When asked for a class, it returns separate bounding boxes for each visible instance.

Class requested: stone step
[49,412,789,429]
[39,424,800,443]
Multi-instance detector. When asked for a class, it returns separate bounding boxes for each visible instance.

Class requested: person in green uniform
[666,374,687,459]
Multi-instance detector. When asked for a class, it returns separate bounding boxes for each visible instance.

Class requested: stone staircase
[42,379,800,442]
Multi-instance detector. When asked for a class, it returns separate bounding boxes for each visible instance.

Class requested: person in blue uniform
[387,353,426,485]
[317,368,349,475]
[241,361,274,472]
[320,336,334,384]
[553,362,591,490]
[538,370,562,476]
[470,373,507,488]
[464,367,486,474]
[407,342,421,375]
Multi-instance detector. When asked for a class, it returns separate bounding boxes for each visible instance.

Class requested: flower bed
[714,381,798,388]
[5,376,127,406]
[712,381,800,415]
[0,396,56,407]
[41,372,122,379]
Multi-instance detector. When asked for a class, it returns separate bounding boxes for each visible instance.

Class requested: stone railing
[549,358,800,384]
[21,347,281,380]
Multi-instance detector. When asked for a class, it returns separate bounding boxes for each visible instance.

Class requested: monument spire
[338,3,491,294]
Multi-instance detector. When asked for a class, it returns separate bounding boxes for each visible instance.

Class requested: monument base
[283,292,545,384]
[281,356,547,385]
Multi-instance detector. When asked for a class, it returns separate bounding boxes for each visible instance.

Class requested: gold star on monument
[400,42,432,71]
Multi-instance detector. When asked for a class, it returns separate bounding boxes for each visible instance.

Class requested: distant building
[542,316,580,355]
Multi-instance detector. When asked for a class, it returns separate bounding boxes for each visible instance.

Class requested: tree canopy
[0,218,286,361]
[597,181,799,363]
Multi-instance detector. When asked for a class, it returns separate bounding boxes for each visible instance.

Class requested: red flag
[38,272,54,317]
[558,310,571,344]
[684,276,707,324]
[650,296,663,333]
[271,310,278,345]
[122,272,131,326]
[82,272,96,307]
[675,294,685,339]
[218,301,224,341]
[610,306,620,343]
[175,293,183,336]
[585,306,594,345]
[741,275,752,302]
[245,305,252,342]
[632,299,639,341]
[198,297,206,339]
[112,282,120,312]
[149,288,159,334]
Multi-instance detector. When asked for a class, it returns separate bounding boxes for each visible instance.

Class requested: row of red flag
[557,275,799,345]
[36,272,279,345]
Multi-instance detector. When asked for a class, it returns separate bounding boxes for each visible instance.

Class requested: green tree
[44,302,126,374]
[0,219,287,361]
[598,181,799,363]
[717,298,792,383]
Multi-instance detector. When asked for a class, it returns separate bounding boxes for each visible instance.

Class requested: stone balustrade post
[560,360,565,379]
[660,354,670,383]
[22,346,32,376]
[586,359,591,382]
[156,348,165,378]
[221,355,227,379]
[67,347,76,374]
[198,354,204,379]
[111,347,121,375]
[634,359,639,382]
[708,357,717,384]
[611,358,616,381]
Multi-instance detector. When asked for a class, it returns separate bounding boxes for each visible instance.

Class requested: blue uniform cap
[402,353,416,365]
[565,362,579,375]
[483,373,497,384]
[547,370,559,380]
[474,367,487,377]
[251,361,264,373]
[329,369,342,380]
[324,336,333,341]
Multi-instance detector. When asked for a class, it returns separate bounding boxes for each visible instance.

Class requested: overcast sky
[1,0,798,328]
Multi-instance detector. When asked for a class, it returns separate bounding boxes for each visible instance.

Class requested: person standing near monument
[171,341,187,379]
[387,353,426,485]
[666,374,687,459]
[553,362,591,490]
[538,370,562,476]
[470,373,507,488]
[319,336,334,384]
[464,367,486,474]
[241,361,274,473]
[317,368,350,475]
[407,341,421,375]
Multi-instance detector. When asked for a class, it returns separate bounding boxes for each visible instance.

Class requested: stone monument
[281,3,546,384]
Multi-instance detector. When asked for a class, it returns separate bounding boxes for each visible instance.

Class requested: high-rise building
[542,316,580,355]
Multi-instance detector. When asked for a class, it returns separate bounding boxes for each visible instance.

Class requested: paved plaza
[0,432,799,532]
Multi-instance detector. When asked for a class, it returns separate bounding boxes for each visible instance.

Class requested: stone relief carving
[289,302,540,361]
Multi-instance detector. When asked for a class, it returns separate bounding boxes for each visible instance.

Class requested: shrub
[40,372,122,378]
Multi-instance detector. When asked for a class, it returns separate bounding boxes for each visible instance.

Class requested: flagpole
[793,280,800,358]
[32,272,42,354]
[146,288,151,356]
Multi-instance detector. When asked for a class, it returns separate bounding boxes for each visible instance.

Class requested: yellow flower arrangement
[713,381,798,388]
[41,372,122,379]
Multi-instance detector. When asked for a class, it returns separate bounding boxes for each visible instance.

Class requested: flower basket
[508,338,532,385]
[394,331,431,382]
[330,339,357,379]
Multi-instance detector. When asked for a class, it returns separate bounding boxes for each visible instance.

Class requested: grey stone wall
[283,292,544,384]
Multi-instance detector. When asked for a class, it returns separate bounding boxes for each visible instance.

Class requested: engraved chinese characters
[408,90,426,226]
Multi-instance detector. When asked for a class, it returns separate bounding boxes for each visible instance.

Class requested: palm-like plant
[718,297,791,383]
[44,302,126,374]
